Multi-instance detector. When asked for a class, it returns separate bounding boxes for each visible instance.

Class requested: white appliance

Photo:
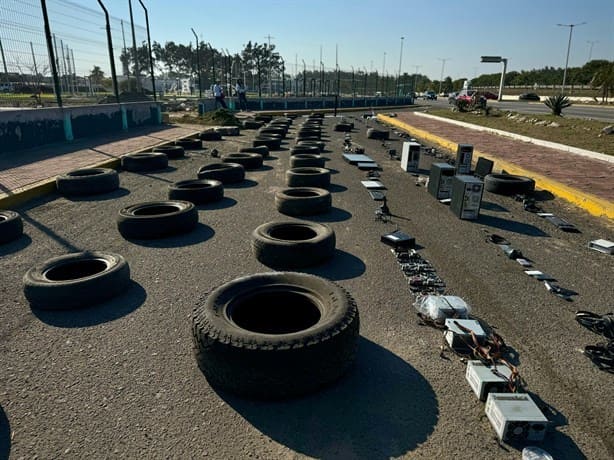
[485,393,549,442]
[466,360,513,401]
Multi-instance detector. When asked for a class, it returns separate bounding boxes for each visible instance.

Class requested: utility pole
[265,34,274,96]
[557,22,586,94]
[30,42,39,84]
[397,36,404,96]
[437,57,450,94]
[121,20,129,76]
[191,28,202,98]
[586,40,598,62]
[413,64,421,94]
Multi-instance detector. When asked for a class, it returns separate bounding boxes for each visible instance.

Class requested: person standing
[235,79,248,111]
[213,80,227,109]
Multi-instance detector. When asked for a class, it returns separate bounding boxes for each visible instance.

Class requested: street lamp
[413,64,421,96]
[397,37,404,95]
[437,57,450,94]
[191,28,202,99]
[301,59,306,96]
[586,40,598,62]
[557,22,586,94]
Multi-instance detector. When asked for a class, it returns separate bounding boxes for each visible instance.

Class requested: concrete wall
[0,102,162,154]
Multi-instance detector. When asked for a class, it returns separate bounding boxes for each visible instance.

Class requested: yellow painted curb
[378,115,614,220]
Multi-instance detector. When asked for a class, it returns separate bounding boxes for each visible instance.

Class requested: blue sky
[107,0,614,80]
[2,0,612,81]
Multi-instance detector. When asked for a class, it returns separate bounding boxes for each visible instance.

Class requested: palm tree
[590,61,614,103]
[544,94,572,116]
[89,66,105,85]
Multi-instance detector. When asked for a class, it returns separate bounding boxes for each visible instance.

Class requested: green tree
[590,61,614,102]
[89,66,105,85]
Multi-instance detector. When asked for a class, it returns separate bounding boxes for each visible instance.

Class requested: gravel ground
[1,111,613,459]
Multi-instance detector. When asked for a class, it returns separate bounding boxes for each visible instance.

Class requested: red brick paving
[0,125,199,196]
[397,112,614,202]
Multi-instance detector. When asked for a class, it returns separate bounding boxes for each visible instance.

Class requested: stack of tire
[253,117,292,151]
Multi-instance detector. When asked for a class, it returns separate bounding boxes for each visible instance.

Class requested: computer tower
[456,144,473,175]
[450,175,483,220]
[401,142,421,172]
[428,163,455,199]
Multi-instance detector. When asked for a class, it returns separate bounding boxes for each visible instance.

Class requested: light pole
[397,37,404,96]
[437,57,450,94]
[301,59,306,96]
[557,22,586,94]
[586,40,598,61]
[413,64,421,95]
[382,52,386,96]
[191,28,201,99]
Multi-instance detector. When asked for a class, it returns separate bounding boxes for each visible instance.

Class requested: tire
[290,154,325,168]
[197,163,245,184]
[297,130,321,139]
[286,167,330,188]
[199,129,222,141]
[117,200,198,239]
[239,146,269,158]
[334,123,352,132]
[290,145,320,156]
[153,145,185,159]
[259,127,287,138]
[243,120,264,130]
[122,152,168,172]
[168,179,223,204]
[275,187,331,216]
[192,271,359,399]
[296,140,325,152]
[253,136,281,150]
[254,115,272,123]
[222,153,263,170]
[175,138,202,150]
[484,174,536,195]
[252,221,336,269]
[56,168,119,196]
[214,126,240,136]
[23,251,130,310]
[0,210,23,244]
[367,128,390,140]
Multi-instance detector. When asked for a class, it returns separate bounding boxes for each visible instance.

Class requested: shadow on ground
[217,337,438,460]
[0,234,32,257]
[125,223,214,248]
[302,249,366,281]
[66,187,130,202]
[478,214,549,237]
[308,207,352,223]
[0,405,9,460]
[31,280,146,328]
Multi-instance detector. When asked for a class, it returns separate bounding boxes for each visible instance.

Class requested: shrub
[544,94,572,116]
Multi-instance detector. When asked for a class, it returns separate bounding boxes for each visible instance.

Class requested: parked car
[482,91,498,100]
[518,93,540,101]
[424,91,437,100]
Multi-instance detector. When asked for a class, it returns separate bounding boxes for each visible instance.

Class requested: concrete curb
[378,115,614,220]
[0,130,201,209]
[414,112,614,165]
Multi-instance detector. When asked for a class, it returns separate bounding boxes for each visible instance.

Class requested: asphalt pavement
[0,112,613,459]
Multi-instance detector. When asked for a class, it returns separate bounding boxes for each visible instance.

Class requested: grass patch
[428,108,614,156]
[174,109,241,126]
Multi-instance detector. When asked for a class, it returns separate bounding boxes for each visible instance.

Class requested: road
[422,98,614,122]
[0,114,613,459]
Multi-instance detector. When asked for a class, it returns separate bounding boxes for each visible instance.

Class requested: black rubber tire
[484,174,536,195]
[334,123,352,132]
[197,162,245,184]
[168,179,223,204]
[23,251,130,310]
[222,153,263,170]
[117,200,198,239]
[286,167,331,188]
[297,130,321,139]
[366,128,390,140]
[253,136,282,150]
[199,129,222,141]
[243,120,264,130]
[275,187,331,216]
[239,146,269,158]
[56,168,119,196]
[251,221,336,269]
[296,140,325,152]
[290,154,325,168]
[0,210,23,244]
[153,145,185,159]
[254,115,273,123]
[192,271,359,399]
[214,126,240,136]
[175,138,202,150]
[290,145,320,156]
[122,152,168,172]
[259,127,287,138]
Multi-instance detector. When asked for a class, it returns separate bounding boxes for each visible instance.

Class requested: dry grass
[428,108,614,156]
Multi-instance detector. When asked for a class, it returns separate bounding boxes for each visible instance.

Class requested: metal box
[401,141,421,172]
[450,175,483,220]
[456,144,473,174]
[466,360,513,401]
[444,318,486,352]
[427,163,455,199]
[485,393,549,442]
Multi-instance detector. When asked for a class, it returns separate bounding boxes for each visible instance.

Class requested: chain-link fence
[0,0,151,108]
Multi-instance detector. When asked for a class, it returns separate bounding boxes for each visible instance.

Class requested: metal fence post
[40,0,62,107]
[96,0,120,104]
[138,0,156,100]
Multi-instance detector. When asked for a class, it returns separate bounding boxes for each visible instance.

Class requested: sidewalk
[0,124,200,208]
[380,112,614,219]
